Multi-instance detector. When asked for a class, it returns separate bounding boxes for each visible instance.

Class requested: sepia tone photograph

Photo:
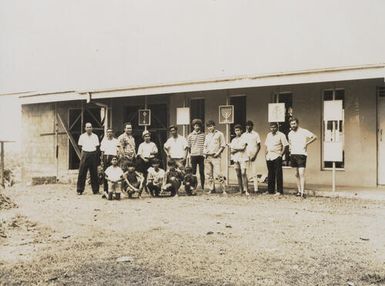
[1,1,385,285]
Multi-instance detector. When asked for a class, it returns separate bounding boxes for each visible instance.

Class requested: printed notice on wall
[268,103,285,123]
[324,142,343,162]
[324,100,343,121]
[176,107,190,125]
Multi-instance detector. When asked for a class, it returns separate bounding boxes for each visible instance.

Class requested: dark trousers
[190,155,205,188]
[147,182,161,197]
[103,155,114,193]
[266,157,283,194]
[77,151,99,194]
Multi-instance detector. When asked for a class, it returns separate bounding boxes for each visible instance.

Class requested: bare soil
[1,184,385,285]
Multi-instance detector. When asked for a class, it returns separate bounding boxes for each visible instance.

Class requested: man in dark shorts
[288,118,317,198]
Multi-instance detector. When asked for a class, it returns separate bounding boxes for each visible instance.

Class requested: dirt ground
[1,184,385,286]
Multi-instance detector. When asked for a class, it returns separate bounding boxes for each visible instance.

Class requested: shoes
[274,192,282,196]
[77,191,83,195]
[245,192,250,196]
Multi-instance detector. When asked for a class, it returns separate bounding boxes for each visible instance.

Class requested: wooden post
[55,103,59,180]
[225,96,230,186]
[332,120,337,192]
[144,95,148,131]
[1,142,4,187]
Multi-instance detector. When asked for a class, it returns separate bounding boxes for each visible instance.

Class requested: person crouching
[104,156,124,200]
[123,160,144,199]
[146,158,165,197]
[162,160,183,197]
[183,166,198,196]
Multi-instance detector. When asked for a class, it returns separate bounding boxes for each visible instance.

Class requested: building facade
[19,66,385,189]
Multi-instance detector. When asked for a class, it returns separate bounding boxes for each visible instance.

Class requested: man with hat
[137,130,158,176]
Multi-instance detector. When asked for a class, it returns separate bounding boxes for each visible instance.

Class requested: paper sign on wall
[324,142,343,162]
[324,100,343,121]
[268,103,285,122]
[176,107,190,125]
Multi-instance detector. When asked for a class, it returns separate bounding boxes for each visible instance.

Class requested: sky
[0,0,385,145]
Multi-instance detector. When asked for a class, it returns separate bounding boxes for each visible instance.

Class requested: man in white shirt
[100,128,120,195]
[164,125,188,169]
[288,118,317,198]
[265,122,289,195]
[241,120,261,192]
[204,120,226,194]
[76,122,100,195]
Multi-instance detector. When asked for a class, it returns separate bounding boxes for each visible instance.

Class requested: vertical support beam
[144,95,148,131]
[0,142,4,187]
[182,95,187,138]
[55,103,59,180]
[81,101,84,131]
[225,94,230,186]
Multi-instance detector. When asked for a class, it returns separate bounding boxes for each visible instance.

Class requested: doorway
[124,103,169,169]
[378,86,385,185]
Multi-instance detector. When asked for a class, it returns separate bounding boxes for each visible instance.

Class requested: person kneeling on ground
[162,160,183,197]
[183,166,198,196]
[123,160,144,199]
[104,156,124,200]
[146,158,165,197]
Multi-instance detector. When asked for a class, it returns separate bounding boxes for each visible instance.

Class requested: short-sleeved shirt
[204,130,226,156]
[164,135,188,159]
[230,136,248,162]
[118,133,136,158]
[138,142,158,158]
[78,133,99,152]
[105,165,124,181]
[241,130,261,158]
[265,131,289,161]
[100,137,119,156]
[147,167,165,186]
[187,131,205,156]
[288,127,315,156]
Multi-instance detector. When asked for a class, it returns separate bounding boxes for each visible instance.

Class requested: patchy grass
[1,184,385,285]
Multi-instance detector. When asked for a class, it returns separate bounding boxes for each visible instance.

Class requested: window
[190,98,205,131]
[275,92,293,166]
[322,89,345,169]
[229,95,246,137]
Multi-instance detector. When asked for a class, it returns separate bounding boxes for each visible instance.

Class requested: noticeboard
[219,105,234,124]
[138,109,151,126]
[324,142,343,162]
[324,100,343,121]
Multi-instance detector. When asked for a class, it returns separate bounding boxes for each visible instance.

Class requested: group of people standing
[76,116,316,199]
